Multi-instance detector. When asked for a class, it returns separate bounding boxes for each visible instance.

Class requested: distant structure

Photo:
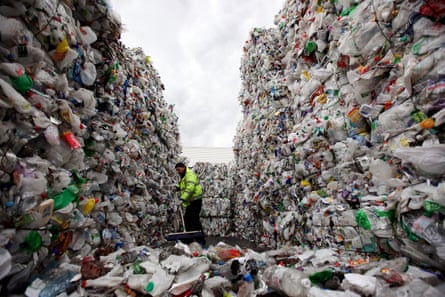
[182,147,234,164]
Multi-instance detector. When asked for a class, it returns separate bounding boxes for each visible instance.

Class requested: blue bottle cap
[243,272,253,282]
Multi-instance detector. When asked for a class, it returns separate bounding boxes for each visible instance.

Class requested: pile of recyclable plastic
[1,0,445,296]
[233,0,445,273]
[193,162,233,236]
[24,240,445,297]
[0,1,183,294]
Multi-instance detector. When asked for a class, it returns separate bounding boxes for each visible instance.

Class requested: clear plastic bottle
[262,265,311,297]
[38,270,77,297]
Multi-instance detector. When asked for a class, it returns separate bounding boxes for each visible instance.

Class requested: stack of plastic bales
[0,1,182,294]
[233,0,445,272]
[193,162,233,236]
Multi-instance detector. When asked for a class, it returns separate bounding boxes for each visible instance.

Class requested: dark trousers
[183,199,205,244]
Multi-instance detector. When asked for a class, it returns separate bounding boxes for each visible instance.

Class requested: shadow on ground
[206,236,268,252]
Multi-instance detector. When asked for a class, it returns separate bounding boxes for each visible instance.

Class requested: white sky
[108,0,284,147]
[182,147,234,164]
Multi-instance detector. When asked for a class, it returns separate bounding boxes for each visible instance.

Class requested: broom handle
[179,206,186,232]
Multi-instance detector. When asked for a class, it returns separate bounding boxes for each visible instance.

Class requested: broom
[165,205,205,242]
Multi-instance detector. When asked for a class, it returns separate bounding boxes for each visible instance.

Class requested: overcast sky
[108,0,284,148]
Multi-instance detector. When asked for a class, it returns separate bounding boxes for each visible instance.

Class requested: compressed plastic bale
[0,3,183,293]
[233,0,445,252]
[2,1,445,294]
[193,162,233,235]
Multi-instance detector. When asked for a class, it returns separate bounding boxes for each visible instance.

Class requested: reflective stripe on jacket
[179,168,203,207]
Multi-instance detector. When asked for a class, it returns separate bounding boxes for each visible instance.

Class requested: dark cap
[175,162,186,168]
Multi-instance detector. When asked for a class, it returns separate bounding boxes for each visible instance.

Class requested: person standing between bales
[175,162,206,245]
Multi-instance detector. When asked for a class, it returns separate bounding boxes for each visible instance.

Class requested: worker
[175,162,206,245]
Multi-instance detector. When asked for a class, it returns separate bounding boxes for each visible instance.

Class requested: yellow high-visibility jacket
[178,168,203,207]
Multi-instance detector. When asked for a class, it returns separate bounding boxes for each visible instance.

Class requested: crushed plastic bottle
[262,265,311,297]
[38,270,78,297]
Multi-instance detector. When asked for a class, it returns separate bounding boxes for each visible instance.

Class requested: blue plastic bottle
[38,270,77,297]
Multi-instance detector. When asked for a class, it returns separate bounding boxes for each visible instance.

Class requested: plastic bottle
[24,230,42,252]
[38,270,77,297]
[78,26,97,45]
[55,183,80,207]
[305,40,317,54]
[126,274,152,294]
[262,265,311,297]
[80,61,97,86]
[52,37,69,61]
[10,72,33,94]
[237,273,255,297]
[80,197,98,215]
[63,131,81,149]
[44,124,61,146]
[0,77,32,113]
[145,267,175,297]
[379,267,404,286]
[347,107,369,134]
[309,269,344,290]
[132,260,146,274]
[309,269,334,286]
[37,199,54,226]
[81,275,124,288]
